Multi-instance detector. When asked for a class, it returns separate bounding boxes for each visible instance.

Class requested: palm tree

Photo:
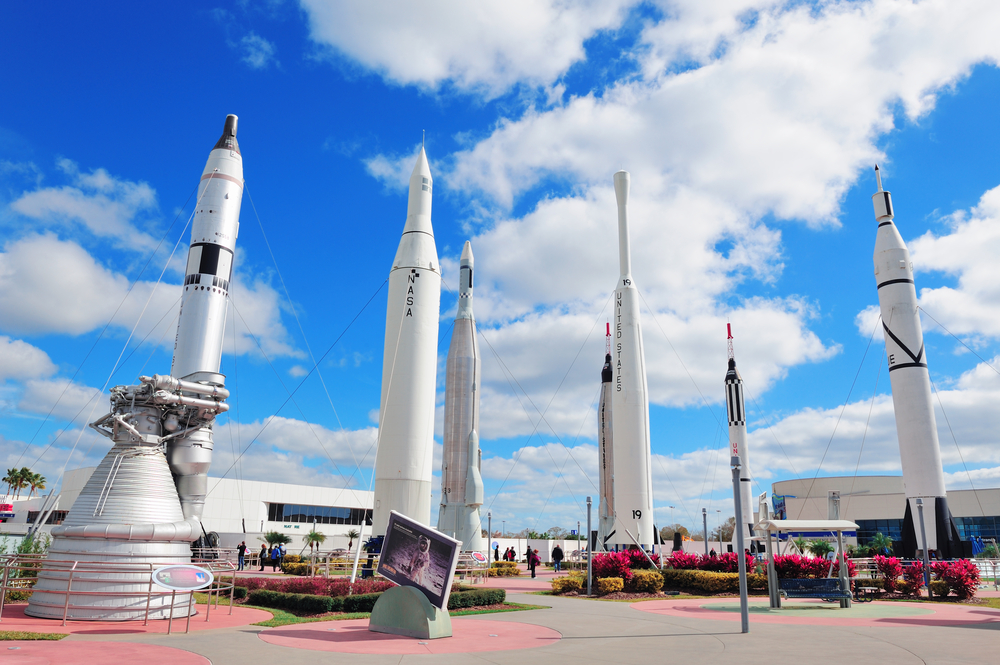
[346,529,360,555]
[305,531,327,553]
[869,532,893,556]
[263,531,292,546]
[2,469,18,496]
[27,473,46,500]
[807,540,834,558]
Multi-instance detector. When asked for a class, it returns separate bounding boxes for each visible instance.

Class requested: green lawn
[0,631,67,640]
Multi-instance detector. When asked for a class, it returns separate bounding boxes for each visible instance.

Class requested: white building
[2,468,374,552]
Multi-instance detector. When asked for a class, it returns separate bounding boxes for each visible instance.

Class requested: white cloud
[17,379,105,427]
[0,337,56,382]
[299,0,634,96]
[364,146,420,191]
[240,32,279,69]
[10,160,159,252]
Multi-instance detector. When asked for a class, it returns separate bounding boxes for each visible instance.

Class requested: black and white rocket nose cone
[214,114,240,154]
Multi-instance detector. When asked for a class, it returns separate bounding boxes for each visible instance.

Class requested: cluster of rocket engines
[26,114,963,621]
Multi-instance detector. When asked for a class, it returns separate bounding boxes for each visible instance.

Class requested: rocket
[168,113,243,522]
[724,324,754,547]
[872,165,962,558]
[27,115,239,620]
[437,241,486,552]
[372,147,441,536]
[607,170,654,547]
[597,323,615,549]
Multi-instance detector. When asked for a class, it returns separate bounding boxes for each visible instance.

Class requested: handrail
[0,553,227,632]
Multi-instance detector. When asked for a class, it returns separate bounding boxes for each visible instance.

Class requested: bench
[778,578,852,601]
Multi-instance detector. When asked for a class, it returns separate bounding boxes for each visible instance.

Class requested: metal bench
[778,578,852,601]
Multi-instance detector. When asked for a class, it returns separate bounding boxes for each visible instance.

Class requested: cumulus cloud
[299,0,634,96]
[0,337,56,382]
[17,379,105,426]
[240,32,279,69]
[10,159,159,251]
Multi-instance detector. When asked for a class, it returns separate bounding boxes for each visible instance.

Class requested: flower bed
[240,575,393,597]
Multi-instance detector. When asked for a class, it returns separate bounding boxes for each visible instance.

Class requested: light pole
[586,496,593,597]
[731,456,749,633]
[577,520,582,565]
[916,498,932,598]
[502,520,505,537]
[487,511,492,554]
[668,506,675,529]
[702,508,708,556]
[716,509,722,551]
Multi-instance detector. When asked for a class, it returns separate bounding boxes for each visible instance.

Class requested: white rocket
[437,241,486,552]
[724,324,754,547]
[168,113,243,522]
[872,165,961,557]
[597,323,615,549]
[607,170,654,547]
[372,147,441,537]
[28,115,239,620]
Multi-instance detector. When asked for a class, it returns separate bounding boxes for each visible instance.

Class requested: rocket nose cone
[411,146,432,181]
[460,240,474,266]
[614,170,630,205]
[213,114,240,154]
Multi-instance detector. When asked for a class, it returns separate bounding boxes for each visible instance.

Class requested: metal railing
[0,554,237,633]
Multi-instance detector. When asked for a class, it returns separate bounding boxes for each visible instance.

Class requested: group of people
[258,542,286,571]
[492,544,565,578]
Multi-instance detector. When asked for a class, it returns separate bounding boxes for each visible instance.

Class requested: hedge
[209,584,248,599]
[282,563,309,576]
[341,592,382,613]
[661,569,768,594]
[596,577,623,595]
[488,562,521,577]
[551,574,585,594]
[447,588,506,609]
[631,569,663,593]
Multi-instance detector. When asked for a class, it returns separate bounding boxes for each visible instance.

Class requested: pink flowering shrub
[932,559,980,600]
[902,562,925,596]
[626,549,660,569]
[873,555,903,593]
[665,551,701,570]
[591,551,633,581]
[771,554,854,580]
[698,552,756,573]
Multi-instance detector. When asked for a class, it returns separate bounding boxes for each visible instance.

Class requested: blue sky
[2,0,1000,535]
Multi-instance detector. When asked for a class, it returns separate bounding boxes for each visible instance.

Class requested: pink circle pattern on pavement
[632,598,1000,628]
[259,618,562,654]
[0,641,209,664]
[0,604,272,635]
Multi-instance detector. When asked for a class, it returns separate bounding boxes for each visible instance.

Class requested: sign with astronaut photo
[377,510,460,610]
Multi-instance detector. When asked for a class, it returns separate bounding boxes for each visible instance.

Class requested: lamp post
[502,521,505,537]
[586,496,593,597]
[916,498,932,598]
[487,511,492,555]
[716,509,722,551]
[702,508,708,556]
[668,505,675,529]
[731,456,749,633]
[577,520,582,565]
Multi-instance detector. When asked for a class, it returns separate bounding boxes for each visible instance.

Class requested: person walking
[237,541,247,571]
[552,544,564,573]
[259,544,267,571]
[494,544,500,562]
[529,548,540,579]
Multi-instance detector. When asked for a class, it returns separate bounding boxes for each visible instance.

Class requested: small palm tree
[264,531,292,546]
[346,529,360,554]
[2,469,18,496]
[305,531,327,553]
[27,473,46,500]
[869,532,893,556]
[807,540,834,558]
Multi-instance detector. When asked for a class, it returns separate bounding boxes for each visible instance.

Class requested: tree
[792,537,808,554]
[305,531,326,553]
[807,540,834,557]
[346,529,360,554]
[27,472,46,500]
[868,532,893,556]
[264,531,291,546]
[710,517,736,543]
[660,524,690,542]
[2,469,18,496]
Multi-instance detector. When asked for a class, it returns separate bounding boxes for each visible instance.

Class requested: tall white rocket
[724,324,754,547]
[372,147,441,536]
[608,170,654,547]
[437,241,486,551]
[597,324,615,549]
[872,165,961,557]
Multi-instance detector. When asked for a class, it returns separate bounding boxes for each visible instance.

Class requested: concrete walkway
[20,589,992,664]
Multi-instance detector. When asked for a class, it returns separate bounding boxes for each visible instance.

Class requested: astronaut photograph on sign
[377,511,460,609]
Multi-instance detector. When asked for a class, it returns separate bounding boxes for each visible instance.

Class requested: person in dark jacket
[270,545,280,571]
[237,541,247,571]
[551,544,564,573]
[259,544,268,571]
[529,549,540,578]
[494,544,500,562]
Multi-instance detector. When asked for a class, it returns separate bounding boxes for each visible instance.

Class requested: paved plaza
[2,573,998,664]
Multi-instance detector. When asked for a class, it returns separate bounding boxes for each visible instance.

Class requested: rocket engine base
[900,496,963,560]
[25,443,198,621]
